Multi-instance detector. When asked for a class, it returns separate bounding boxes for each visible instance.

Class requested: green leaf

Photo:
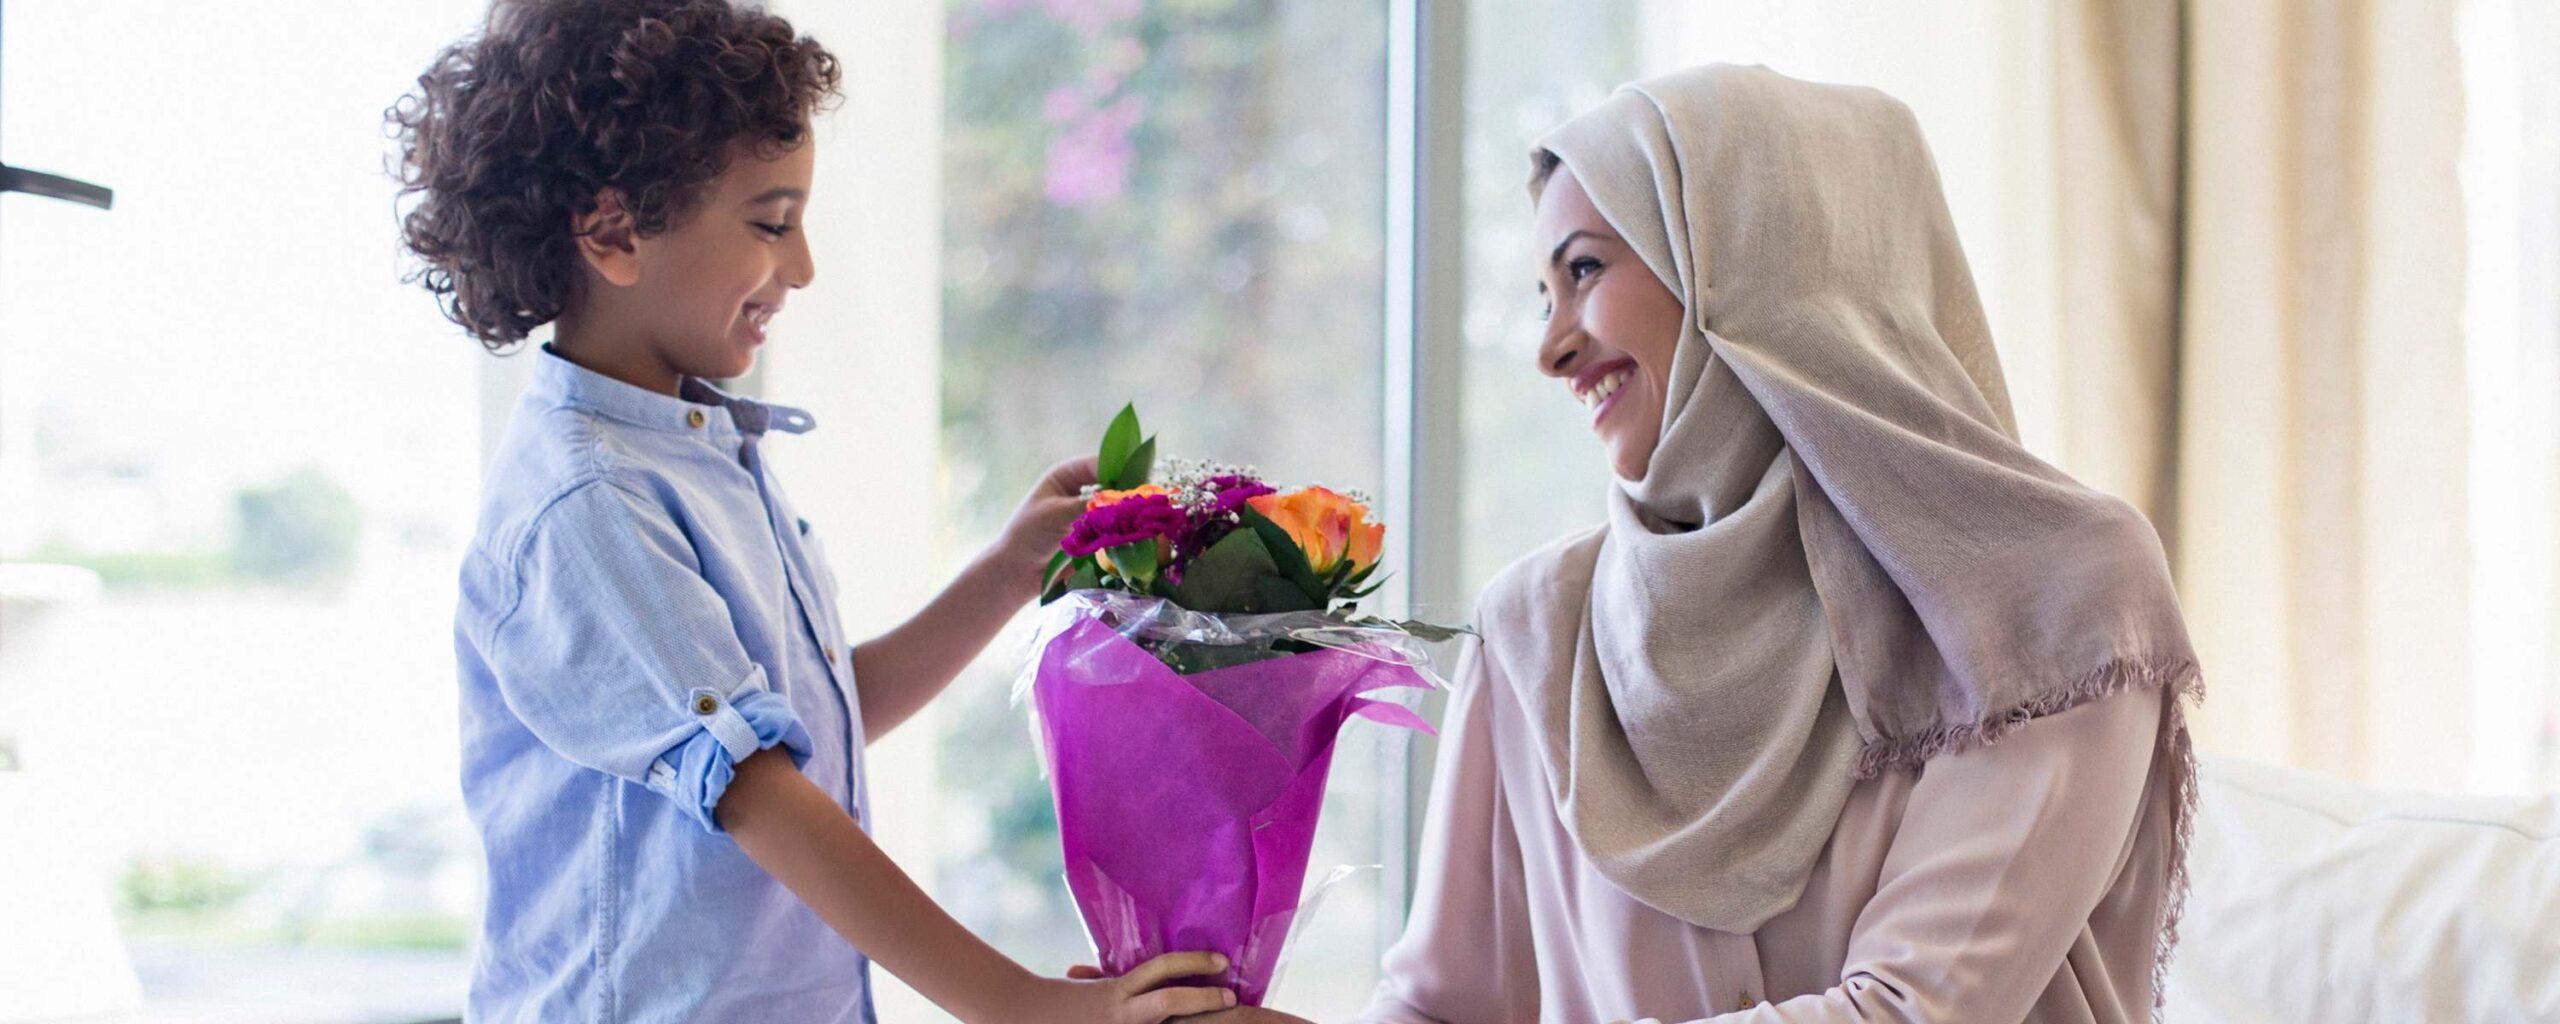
[1041,550,1072,588]
[1123,436,1157,489]
[1390,620,1475,644]
[1344,572,1390,600]
[1340,614,1475,644]
[1105,540,1158,588]
[1042,556,1100,604]
[1168,528,1280,613]
[1254,577,1324,613]
[1097,404,1142,488]
[1238,505,1328,607]
[1324,559,1360,596]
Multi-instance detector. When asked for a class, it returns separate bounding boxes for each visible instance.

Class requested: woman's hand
[994,455,1100,596]
[1171,1008,1316,1023]
[1010,952,1235,1024]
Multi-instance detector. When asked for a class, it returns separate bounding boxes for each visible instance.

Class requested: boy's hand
[1019,952,1235,1024]
[1069,963,1309,1024]
[995,455,1100,590]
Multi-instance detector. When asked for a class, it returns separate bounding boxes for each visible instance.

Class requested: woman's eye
[1568,256,1603,282]
[753,222,792,238]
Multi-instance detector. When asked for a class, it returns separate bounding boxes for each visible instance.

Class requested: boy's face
[577,137,818,386]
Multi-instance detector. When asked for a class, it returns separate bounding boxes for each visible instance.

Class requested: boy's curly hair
[388,0,841,349]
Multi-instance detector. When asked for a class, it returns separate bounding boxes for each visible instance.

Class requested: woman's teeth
[1581,369,1629,411]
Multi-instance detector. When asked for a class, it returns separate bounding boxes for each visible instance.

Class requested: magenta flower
[1172,475,1276,566]
[1203,475,1274,515]
[1062,492,1187,557]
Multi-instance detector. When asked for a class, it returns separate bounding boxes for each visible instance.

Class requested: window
[852,0,1402,1019]
[1,1,491,1019]
[1453,0,1638,601]
[2458,0,2560,791]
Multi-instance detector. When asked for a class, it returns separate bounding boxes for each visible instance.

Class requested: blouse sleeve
[1684,687,2165,1023]
[1354,637,1543,1024]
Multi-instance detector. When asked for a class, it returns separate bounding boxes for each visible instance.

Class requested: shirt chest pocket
[793,518,847,627]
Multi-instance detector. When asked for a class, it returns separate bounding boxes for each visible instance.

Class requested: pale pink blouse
[1356,627,2179,1024]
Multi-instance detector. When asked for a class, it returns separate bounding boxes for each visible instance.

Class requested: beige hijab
[1508,64,2202,943]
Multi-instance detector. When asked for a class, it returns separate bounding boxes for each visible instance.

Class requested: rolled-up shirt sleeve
[484,477,812,833]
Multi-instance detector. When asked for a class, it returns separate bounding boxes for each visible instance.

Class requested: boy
[391,2,1231,1020]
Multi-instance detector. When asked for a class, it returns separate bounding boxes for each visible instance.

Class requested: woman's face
[1531,166,1687,482]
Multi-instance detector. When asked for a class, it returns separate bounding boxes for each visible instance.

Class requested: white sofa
[2164,757,2560,1022]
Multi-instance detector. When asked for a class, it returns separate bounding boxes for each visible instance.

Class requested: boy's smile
[553,135,819,396]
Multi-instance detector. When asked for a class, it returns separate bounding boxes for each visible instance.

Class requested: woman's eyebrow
[1548,229,1610,268]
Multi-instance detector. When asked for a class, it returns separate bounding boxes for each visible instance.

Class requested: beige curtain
[2051,0,2480,789]
[1640,0,2544,792]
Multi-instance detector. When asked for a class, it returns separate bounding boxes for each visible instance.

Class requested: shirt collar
[531,343,816,439]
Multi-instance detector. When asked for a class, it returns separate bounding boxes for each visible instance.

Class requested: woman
[1227,64,2201,1024]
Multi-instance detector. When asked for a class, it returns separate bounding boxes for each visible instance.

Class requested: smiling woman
[1529,172,1688,483]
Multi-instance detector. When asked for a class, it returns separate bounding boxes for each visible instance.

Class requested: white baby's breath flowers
[1074,456,1383,515]
[1152,457,1272,514]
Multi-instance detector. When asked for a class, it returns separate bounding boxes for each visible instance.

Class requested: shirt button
[693,694,720,715]
[1737,993,1756,1010]
[824,648,837,665]
[685,409,707,429]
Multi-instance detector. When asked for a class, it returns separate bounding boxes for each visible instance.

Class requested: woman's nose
[1537,315,1583,379]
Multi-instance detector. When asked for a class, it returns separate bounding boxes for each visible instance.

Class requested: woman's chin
[1594,415,1656,481]
[1603,438,1653,482]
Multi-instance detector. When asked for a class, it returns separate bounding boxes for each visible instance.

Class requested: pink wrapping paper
[1025,596,1436,1005]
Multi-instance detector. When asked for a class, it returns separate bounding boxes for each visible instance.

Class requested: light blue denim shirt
[454,344,875,1023]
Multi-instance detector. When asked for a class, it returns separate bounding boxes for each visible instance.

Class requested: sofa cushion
[2164,757,2560,1022]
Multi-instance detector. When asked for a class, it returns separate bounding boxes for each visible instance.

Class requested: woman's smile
[1573,357,1639,425]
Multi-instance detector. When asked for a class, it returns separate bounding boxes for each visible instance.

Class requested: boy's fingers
[1121,950,1227,990]
[1053,456,1100,490]
[1130,984,1236,1020]
[1066,964,1105,980]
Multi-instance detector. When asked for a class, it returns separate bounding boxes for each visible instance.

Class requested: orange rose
[1088,484,1171,509]
[1247,486,1384,576]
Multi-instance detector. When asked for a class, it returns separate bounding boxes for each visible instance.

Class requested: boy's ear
[572,188,643,288]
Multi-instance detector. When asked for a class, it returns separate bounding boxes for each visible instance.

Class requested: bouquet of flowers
[1018,405,1463,1006]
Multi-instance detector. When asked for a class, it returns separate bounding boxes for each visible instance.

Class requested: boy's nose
[783,236,816,289]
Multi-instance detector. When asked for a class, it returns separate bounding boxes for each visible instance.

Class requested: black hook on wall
[0,0,115,211]
[0,164,112,210]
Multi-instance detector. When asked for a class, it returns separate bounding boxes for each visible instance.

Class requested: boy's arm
[719,747,1233,1023]
[851,540,1040,742]
[852,456,1096,742]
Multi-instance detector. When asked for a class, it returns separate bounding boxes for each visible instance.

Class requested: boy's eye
[753,222,793,238]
